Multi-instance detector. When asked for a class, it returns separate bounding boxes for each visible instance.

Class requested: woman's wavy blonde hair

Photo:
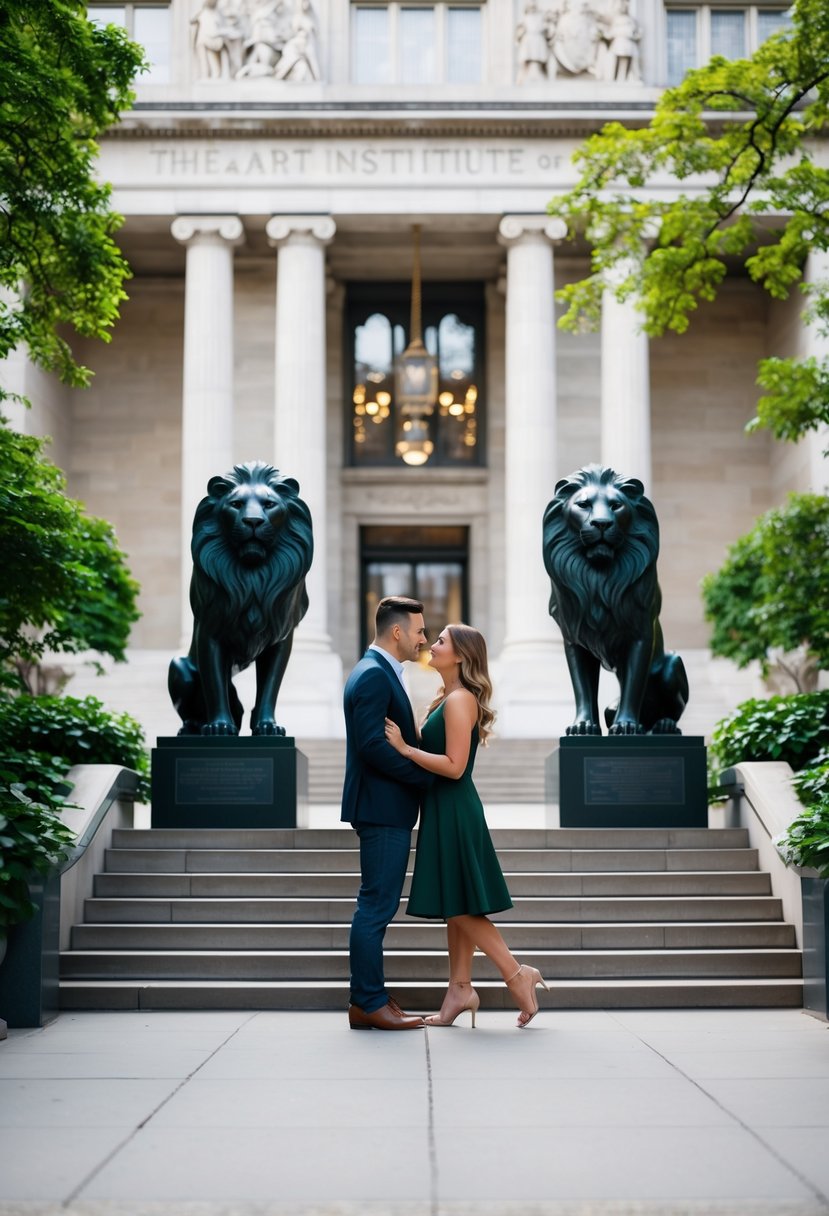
[426,623,496,746]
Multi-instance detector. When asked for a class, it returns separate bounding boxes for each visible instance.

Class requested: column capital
[498,215,567,246]
[266,215,336,247]
[171,215,245,245]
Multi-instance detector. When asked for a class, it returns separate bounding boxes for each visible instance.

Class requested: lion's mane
[542,464,660,672]
[190,461,313,668]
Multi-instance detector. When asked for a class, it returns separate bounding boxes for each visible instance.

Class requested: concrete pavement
[1,1006,829,1215]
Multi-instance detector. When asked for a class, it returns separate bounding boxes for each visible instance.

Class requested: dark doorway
[360,525,469,656]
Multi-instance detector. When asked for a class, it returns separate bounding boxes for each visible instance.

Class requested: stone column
[493,214,571,738]
[601,259,652,488]
[266,215,343,737]
[171,214,243,646]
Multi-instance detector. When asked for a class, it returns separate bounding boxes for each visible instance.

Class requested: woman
[384,623,549,1029]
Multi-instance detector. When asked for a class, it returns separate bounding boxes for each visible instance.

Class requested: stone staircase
[59,826,803,1012]
[296,739,550,804]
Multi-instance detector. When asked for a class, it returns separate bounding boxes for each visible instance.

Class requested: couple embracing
[341,595,549,1032]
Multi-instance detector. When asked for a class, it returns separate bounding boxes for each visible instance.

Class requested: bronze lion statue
[169,461,313,736]
[542,464,688,735]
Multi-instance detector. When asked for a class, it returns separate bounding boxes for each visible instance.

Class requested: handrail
[59,765,139,873]
[57,765,138,953]
[718,761,810,946]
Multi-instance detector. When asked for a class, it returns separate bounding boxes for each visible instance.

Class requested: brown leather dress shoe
[387,996,419,1020]
[348,1002,425,1030]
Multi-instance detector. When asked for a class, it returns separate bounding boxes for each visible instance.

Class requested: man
[342,596,432,1030]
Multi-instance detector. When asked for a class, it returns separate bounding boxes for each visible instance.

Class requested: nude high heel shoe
[506,964,550,1028]
[424,981,481,1028]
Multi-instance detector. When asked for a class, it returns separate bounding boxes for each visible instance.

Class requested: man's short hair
[375,595,424,637]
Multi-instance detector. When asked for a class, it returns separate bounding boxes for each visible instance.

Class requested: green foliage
[548,0,829,448]
[0,694,149,800]
[792,751,829,811]
[775,805,829,877]
[0,2,145,401]
[0,693,149,929]
[0,424,140,688]
[0,758,75,931]
[709,690,829,774]
[775,752,829,877]
[701,494,829,684]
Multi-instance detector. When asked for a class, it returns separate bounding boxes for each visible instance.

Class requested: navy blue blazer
[340,649,431,829]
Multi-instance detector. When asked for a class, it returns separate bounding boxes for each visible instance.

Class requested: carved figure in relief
[597,0,642,81]
[169,462,313,737]
[274,0,321,81]
[219,0,248,76]
[191,0,229,79]
[542,464,688,736]
[553,0,602,75]
[236,0,287,77]
[516,0,555,83]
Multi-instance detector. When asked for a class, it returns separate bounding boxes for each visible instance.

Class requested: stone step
[101,846,761,874]
[60,825,801,1014]
[70,920,799,951]
[110,827,752,851]
[91,870,773,899]
[58,977,805,1012]
[59,948,803,981]
[82,895,786,923]
[296,738,553,803]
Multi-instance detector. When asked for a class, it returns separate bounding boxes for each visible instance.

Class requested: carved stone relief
[191,0,321,81]
[516,0,642,84]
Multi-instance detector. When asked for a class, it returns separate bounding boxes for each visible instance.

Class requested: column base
[490,646,573,739]
[234,647,346,738]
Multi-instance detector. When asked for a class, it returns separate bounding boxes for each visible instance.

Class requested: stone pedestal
[151,737,308,829]
[547,735,708,828]
[0,869,61,1029]
[802,876,829,1021]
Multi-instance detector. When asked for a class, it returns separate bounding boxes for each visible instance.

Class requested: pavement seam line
[424,1028,439,1216]
[606,1011,829,1212]
[59,1011,260,1209]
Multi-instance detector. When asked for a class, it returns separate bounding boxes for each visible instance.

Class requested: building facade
[4,0,826,745]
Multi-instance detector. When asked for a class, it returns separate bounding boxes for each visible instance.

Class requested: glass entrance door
[360,526,468,656]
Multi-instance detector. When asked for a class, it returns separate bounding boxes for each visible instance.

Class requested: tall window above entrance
[347,282,484,468]
[351,4,483,84]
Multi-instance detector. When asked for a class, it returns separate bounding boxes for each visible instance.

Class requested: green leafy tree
[701,494,829,690]
[0,425,140,690]
[0,2,145,401]
[548,0,829,450]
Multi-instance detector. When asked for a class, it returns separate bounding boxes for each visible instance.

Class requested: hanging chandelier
[395,223,438,467]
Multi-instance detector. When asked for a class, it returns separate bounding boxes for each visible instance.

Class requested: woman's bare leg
[427,919,479,1025]
[450,914,547,1027]
[446,919,476,983]
[450,914,517,980]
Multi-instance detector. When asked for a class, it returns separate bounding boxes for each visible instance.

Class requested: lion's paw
[608,721,644,736]
[650,719,681,735]
[566,721,602,736]
[201,721,239,737]
[252,722,287,737]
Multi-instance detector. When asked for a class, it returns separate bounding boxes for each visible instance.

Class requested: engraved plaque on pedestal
[151,736,308,828]
[546,735,708,828]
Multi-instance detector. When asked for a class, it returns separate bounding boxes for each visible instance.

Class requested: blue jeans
[349,824,412,1013]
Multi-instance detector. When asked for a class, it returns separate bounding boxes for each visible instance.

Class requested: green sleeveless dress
[406,701,513,920]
